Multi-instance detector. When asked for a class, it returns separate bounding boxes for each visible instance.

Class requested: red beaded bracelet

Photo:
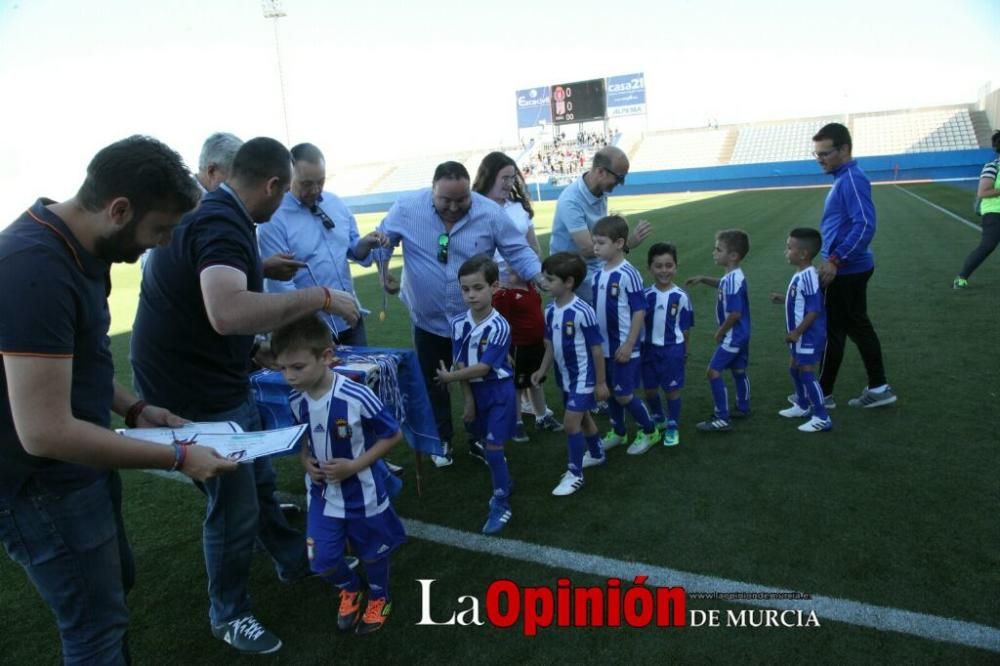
[125,400,147,428]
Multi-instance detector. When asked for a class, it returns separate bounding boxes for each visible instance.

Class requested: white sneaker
[779,404,811,418]
[431,441,453,468]
[551,471,584,496]
[601,430,627,450]
[797,416,833,433]
[582,451,607,468]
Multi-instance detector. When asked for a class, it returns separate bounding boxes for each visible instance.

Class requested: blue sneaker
[482,497,512,534]
[663,426,680,447]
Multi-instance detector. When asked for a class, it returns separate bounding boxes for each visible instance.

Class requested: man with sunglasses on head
[806,122,896,410]
[377,161,542,467]
[549,146,652,305]
[258,143,388,346]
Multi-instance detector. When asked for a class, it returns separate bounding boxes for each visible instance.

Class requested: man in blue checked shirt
[377,161,543,467]
[258,143,388,346]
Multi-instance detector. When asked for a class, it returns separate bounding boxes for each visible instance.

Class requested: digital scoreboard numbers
[550,78,607,125]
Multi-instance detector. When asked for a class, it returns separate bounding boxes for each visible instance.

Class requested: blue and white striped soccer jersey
[785,266,826,362]
[291,374,400,520]
[593,260,646,359]
[449,309,513,383]
[545,296,604,399]
[715,267,751,352]
[642,285,694,391]
[450,308,516,444]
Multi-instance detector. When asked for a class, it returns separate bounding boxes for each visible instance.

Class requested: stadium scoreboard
[550,78,607,125]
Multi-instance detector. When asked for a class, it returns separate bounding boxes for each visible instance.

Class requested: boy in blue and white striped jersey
[642,243,694,447]
[435,255,516,535]
[770,228,832,433]
[272,314,405,636]
[685,229,752,432]
[532,252,610,496]
[592,215,660,455]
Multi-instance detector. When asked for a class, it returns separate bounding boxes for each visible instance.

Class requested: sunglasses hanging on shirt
[310,205,335,230]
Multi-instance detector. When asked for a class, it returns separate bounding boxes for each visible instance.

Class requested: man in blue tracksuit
[810,123,896,409]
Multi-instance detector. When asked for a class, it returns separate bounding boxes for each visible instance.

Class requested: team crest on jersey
[335,417,352,439]
[789,284,798,299]
[564,320,575,337]
[479,336,489,352]
[610,282,620,297]
[669,302,679,318]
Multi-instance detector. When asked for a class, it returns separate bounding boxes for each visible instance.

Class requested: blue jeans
[0,472,132,665]
[185,396,308,626]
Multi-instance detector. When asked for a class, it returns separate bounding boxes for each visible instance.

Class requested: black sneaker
[468,440,487,466]
[211,614,282,654]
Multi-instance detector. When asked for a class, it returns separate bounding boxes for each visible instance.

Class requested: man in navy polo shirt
[549,146,651,305]
[809,123,896,409]
[131,137,359,655]
[0,136,238,665]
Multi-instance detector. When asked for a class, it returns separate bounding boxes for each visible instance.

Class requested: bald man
[549,146,651,304]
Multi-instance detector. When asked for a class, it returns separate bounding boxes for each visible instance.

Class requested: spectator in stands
[0,136,236,664]
[809,123,896,409]
[258,142,388,346]
[953,130,1000,289]
[377,161,543,467]
[132,137,361,655]
[549,146,651,304]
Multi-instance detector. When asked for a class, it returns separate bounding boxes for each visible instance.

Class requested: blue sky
[0,0,996,221]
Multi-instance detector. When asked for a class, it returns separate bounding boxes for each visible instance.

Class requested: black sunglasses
[310,205,335,230]
[437,233,449,264]
[603,166,626,186]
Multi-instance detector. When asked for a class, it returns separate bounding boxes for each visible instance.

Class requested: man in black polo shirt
[0,136,237,665]
[131,137,358,655]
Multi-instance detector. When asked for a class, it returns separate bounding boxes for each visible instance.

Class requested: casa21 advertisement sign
[606,73,646,118]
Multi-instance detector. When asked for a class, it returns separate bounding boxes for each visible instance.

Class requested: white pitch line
[893,185,981,232]
[141,469,999,653]
[402,518,1000,654]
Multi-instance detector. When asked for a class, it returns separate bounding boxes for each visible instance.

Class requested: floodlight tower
[262,0,290,144]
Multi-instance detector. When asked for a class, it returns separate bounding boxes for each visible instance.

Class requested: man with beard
[131,137,359,655]
[549,146,652,305]
[0,135,238,664]
[376,161,542,467]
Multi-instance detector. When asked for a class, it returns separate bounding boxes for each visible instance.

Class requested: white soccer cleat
[797,416,833,433]
[779,404,811,418]
[551,471,584,496]
[582,451,607,468]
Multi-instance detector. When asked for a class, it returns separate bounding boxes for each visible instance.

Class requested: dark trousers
[959,213,1000,279]
[820,268,887,396]
[335,317,368,347]
[413,325,454,443]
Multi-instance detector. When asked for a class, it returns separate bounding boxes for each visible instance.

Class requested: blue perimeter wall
[340,148,993,214]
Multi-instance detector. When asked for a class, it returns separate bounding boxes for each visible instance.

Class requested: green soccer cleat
[663,427,680,447]
[953,277,968,289]
[626,429,661,455]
